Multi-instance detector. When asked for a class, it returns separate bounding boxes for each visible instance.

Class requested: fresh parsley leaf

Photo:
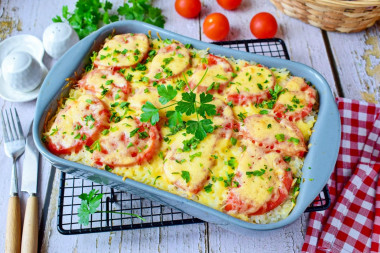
[140,102,160,125]
[176,92,196,115]
[157,85,177,105]
[186,119,213,140]
[166,110,183,128]
[78,189,103,226]
[198,93,216,118]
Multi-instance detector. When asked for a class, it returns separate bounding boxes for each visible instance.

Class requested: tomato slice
[224,144,293,215]
[189,54,234,93]
[146,42,190,81]
[78,68,131,101]
[94,33,149,69]
[92,117,160,167]
[273,77,317,121]
[242,114,307,157]
[226,65,275,105]
[47,95,110,155]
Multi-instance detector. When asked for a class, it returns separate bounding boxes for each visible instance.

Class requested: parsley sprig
[78,189,145,226]
[140,68,217,141]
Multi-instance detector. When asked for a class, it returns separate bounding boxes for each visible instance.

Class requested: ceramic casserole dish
[34,20,341,232]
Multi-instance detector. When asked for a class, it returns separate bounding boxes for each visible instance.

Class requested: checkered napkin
[302,97,380,253]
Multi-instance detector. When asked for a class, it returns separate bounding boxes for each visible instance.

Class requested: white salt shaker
[43,23,79,59]
[2,51,45,93]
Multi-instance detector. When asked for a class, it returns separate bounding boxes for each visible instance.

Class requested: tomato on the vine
[175,0,202,19]
[217,0,242,10]
[203,13,230,41]
[250,12,278,39]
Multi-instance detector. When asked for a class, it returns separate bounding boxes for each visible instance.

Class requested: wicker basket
[270,0,380,33]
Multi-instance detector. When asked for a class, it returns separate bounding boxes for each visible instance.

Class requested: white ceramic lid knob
[43,23,79,59]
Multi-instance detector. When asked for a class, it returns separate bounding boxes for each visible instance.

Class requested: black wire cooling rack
[57,38,331,235]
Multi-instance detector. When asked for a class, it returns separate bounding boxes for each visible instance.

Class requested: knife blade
[21,121,39,253]
[21,122,39,195]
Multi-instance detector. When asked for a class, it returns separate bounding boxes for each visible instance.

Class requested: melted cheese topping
[95,34,149,68]
[45,35,319,224]
[227,65,274,94]
[146,42,190,81]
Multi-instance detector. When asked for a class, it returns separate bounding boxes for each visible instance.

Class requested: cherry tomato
[250,12,278,39]
[216,0,242,10]
[175,0,201,19]
[203,13,230,41]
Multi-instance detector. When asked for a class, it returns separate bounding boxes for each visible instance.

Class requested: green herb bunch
[53,0,165,39]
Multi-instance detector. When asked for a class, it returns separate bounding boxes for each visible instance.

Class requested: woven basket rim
[304,0,380,7]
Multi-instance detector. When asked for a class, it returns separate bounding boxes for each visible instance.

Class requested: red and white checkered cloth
[302,97,380,253]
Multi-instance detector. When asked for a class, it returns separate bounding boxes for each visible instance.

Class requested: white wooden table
[0,0,378,252]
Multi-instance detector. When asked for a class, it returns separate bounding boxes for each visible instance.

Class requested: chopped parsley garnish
[126,73,133,81]
[227,157,238,169]
[84,115,95,125]
[130,128,140,137]
[288,137,300,144]
[237,112,247,122]
[204,183,213,193]
[153,176,161,185]
[230,137,237,146]
[216,74,228,80]
[246,169,266,177]
[181,171,190,183]
[138,131,149,139]
[189,152,202,161]
[275,134,285,142]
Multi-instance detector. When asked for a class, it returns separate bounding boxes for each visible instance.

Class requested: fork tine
[1,111,9,142]
[13,108,24,139]
[5,110,15,141]
[9,109,20,140]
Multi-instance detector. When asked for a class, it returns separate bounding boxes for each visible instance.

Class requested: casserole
[34,20,340,232]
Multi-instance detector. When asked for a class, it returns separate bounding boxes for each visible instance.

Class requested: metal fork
[1,108,25,253]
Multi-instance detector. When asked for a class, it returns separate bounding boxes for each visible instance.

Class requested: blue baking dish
[34,20,340,232]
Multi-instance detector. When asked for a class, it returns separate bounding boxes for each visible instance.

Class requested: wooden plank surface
[0,0,378,252]
[327,22,380,103]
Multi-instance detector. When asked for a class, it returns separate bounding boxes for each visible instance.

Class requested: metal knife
[21,122,39,253]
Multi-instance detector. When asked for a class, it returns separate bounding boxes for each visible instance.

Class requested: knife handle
[5,196,21,253]
[21,195,38,253]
